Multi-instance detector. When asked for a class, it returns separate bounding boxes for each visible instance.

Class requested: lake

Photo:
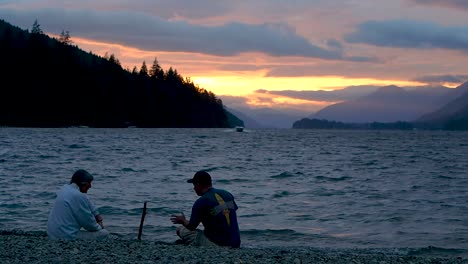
[0,127,467,255]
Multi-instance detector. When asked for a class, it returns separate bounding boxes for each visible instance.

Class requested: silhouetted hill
[414,82,468,129]
[0,19,238,128]
[236,107,303,128]
[224,107,262,128]
[311,85,450,123]
[292,118,413,130]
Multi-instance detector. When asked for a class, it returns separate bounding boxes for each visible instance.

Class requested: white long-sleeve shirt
[47,183,102,239]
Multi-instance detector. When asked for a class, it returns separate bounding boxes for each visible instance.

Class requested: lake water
[0,127,467,255]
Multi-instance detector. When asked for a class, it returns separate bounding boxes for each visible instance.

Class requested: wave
[437,175,456,180]
[67,144,90,149]
[98,206,147,216]
[241,228,311,241]
[270,172,297,179]
[272,191,291,198]
[315,176,352,182]
[217,178,253,184]
[99,205,176,216]
[0,203,27,209]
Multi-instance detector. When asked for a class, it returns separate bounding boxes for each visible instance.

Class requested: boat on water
[235,126,244,132]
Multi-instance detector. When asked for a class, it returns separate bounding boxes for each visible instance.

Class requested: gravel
[1,231,467,264]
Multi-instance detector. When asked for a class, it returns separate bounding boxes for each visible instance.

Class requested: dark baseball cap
[187,171,212,185]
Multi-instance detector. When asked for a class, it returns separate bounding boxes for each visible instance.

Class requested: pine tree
[31,19,44,34]
[109,54,121,66]
[139,61,148,76]
[149,57,164,79]
[58,30,72,45]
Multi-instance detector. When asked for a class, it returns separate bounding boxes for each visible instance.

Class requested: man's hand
[95,214,104,228]
[170,213,188,226]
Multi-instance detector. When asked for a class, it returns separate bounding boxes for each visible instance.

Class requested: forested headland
[0,19,243,128]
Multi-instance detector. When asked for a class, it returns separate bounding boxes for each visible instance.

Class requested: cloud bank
[345,19,468,53]
[407,0,468,10]
[0,7,373,61]
[413,74,468,84]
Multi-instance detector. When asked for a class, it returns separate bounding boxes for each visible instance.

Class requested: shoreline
[1,231,467,264]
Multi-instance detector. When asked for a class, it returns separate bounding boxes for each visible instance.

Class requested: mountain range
[415,82,468,129]
[290,82,468,130]
[230,83,468,130]
[310,85,458,123]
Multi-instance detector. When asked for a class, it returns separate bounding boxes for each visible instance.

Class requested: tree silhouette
[149,57,164,80]
[0,18,239,128]
[109,53,121,66]
[31,19,43,34]
[139,61,148,77]
[58,30,72,45]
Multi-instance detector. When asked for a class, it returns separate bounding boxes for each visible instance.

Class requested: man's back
[191,187,241,248]
[47,184,101,239]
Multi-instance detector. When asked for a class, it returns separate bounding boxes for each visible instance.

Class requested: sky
[1,0,468,115]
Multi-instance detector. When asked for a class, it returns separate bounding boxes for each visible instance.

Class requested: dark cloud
[0,0,234,20]
[0,7,375,61]
[265,63,390,78]
[345,19,468,53]
[407,0,468,10]
[413,74,468,84]
[325,39,343,50]
[137,0,234,20]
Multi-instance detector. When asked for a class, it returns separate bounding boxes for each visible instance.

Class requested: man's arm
[73,196,102,231]
[170,208,201,231]
[87,196,104,228]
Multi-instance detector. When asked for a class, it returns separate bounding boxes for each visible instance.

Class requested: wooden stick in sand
[138,201,147,240]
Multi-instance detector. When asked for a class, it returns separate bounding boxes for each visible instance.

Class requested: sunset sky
[1,0,468,114]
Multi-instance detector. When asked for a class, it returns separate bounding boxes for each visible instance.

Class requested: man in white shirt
[47,169,109,240]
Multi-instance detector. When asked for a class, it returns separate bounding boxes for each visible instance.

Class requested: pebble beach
[1,231,467,264]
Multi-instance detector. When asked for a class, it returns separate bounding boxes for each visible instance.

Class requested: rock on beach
[1,231,467,264]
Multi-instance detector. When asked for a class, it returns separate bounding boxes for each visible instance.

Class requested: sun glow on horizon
[243,92,335,112]
[69,36,427,113]
[191,75,423,96]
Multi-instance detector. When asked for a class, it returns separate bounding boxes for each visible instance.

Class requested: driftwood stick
[137,201,147,240]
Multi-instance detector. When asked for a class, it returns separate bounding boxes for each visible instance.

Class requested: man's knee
[97,229,110,240]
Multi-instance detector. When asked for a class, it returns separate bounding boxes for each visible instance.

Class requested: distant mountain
[224,109,245,128]
[227,107,303,128]
[224,107,262,128]
[310,85,450,123]
[415,82,468,129]
[270,85,380,102]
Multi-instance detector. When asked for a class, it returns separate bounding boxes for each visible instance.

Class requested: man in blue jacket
[47,169,109,240]
[170,171,241,248]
